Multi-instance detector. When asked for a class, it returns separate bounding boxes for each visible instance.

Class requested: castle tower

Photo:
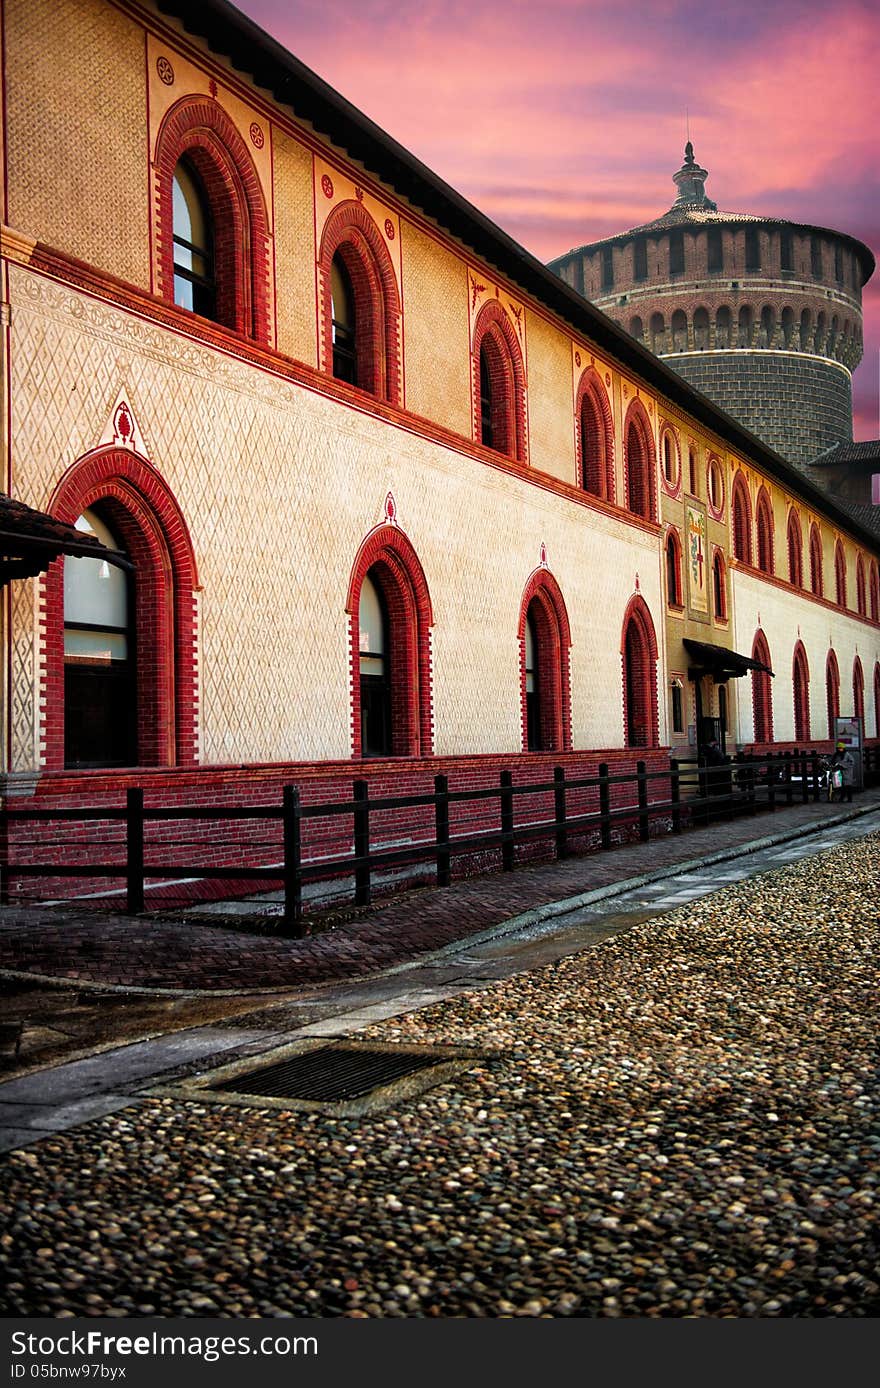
[548,146,875,467]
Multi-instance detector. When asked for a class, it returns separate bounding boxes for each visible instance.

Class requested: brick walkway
[1,791,878,993]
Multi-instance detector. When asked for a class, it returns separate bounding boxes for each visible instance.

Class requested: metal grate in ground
[207,1044,440,1102]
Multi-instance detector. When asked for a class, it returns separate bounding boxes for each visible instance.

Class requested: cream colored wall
[525,311,577,484]
[4,0,150,291]
[6,264,665,768]
[399,223,471,437]
[273,131,319,368]
[733,570,880,743]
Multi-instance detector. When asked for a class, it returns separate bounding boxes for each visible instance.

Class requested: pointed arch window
[834,542,847,608]
[732,475,752,563]
[518,572,572,754]
[624,401,656,521]
[63,509,136,768]
[869,563,880,623]
[856,555,867,617]
[621,598,659,749]
[330,253,358,386]
[853,657,865,728]
[358,573,391,757]
[576,370,614,501]
[473,302,526,463]
[826,650,840,739]
[793,642,810,743]
[787,510,803,588]
[712,550,727,621]
[666,529,683,607]
[809,525,823,597]
[751,631,773,745]
[172,159,216,319]
[756,491,774,574]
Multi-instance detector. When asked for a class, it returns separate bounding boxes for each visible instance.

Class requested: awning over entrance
[683,638,774,680]
[0,494,131,586]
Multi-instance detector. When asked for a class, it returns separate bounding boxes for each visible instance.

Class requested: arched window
[518,571,572,754]
[629,315,644,342]
[800,309,813,351]
[660,426,679,492]
[787,510,803,588]
[576,370,614,501]
[650,313,665,353]
[793,642,810,743]
[870,563,880,622]
[853,656,865,728]
[47,447,198,773]
[320,202,402,403]
[752,630,773,744]
[155,96,270,342]
[732,474,752,563]
[781,306,795,347]
[756,489,774,574]
[358,573,391,757]
[834,542,847,607]
[688,447,697,496]
[809,524,823,597]
[347,526,434,759]
[712,550,727,621]
[737,305,753,347]
[63,509,135,768]
[623,400,656,521]
[707,455,724,516]
[693,307,709,349]
[671,309,687,351]
[330,253,358,386]
[172,159,216,319]
[715,306,732,349]
[621,597,659,749]
[472,302,526,462]
[670,678,685,735]
[666,529,683,606]
[759,305,775,347]
[826,650,840,739]
[856,555,867,616]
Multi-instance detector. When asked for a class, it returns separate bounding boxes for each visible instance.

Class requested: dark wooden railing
[2,747,877,932]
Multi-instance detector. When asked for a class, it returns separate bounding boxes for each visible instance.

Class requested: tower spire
[671,142,716,211]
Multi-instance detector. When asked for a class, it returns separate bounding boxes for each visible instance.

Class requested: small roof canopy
[0,494,131,587]
[683,638,774,680]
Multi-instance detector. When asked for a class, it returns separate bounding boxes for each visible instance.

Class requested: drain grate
[207,1044,444,1102]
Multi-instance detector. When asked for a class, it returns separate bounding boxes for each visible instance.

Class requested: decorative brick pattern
[318,201,402,405]
[153,95,271,343]
[576,368,615,501]
[44,447,198,771]
[345,525,433,758]
[517,569,573,754]
[471,301,527,464]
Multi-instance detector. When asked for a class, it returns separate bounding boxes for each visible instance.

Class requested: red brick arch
[472,300,527,463]
[620,594,659,748]
[826,648,840,738]
[752,629,774,745]
[517,569,572,753]
[622,398,657,521]
[793,639,811,742]
[575,367,614,500]
[319,201,401,404]
[154,96,271,343]
[731,471,752,563]
[46,447,198,771]
[346,524,433,757]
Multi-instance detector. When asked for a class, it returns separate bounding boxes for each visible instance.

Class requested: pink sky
[237,0,879,441]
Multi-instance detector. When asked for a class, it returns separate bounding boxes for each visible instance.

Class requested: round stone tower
[548,145,875,466]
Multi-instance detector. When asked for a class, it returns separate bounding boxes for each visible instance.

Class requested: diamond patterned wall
[8,264,663,769]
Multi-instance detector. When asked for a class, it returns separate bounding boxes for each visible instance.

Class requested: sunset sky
[236,0,879,440]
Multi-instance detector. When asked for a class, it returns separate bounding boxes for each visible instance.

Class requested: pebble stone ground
[1,832,878,1319]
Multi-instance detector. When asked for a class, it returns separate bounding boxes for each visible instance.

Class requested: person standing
[830,741,855,803]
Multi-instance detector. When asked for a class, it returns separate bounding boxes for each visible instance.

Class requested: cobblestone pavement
[0,823,878,1317]
[2,792,878,993]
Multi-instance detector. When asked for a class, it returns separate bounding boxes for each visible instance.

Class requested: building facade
[1,0,878,888]
[548,145,874,468]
